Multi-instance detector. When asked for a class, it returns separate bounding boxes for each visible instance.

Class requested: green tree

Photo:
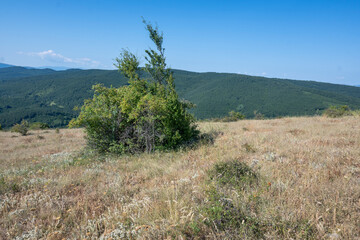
[70,20,199,154]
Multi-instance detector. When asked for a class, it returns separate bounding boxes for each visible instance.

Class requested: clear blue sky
[1,0,359,85]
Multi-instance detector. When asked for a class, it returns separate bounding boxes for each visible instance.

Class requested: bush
[323,105,352,118]
[29,122,50,130]
[219,111,245,122]
[202,160,263,237]
[69,21,199,154]
[0,124,2,131]
[11,120,29,136]
[253,110,265,120]
[208,160,258,188]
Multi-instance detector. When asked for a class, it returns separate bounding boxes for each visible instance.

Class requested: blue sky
[1,0,359,85]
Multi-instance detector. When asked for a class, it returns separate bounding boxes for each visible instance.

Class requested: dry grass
[0,116,359,239]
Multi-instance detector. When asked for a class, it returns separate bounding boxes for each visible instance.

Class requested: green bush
[202,160,263,237]
[11,120,29,136]
[323,105,351,118]
[218,111,245,122]
[0,124,2,131]
[208,160,258,188]
[29,122,50,130]
[253,110,265,120]
[69,21,199,154]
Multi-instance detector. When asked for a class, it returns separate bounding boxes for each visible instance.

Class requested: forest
[1,66,360,128]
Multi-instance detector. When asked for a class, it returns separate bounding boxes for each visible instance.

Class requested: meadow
[1,116,359,239]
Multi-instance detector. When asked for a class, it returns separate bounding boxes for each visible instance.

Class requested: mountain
[0,63,14,68]
[1,67,360,128]
[38,66,72,71]
[0,66,56,81]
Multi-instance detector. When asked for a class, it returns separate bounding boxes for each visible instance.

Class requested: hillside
[0,63,14,68]
[1,116,359,239]
[0,66,56,81]
[1,67,360,128]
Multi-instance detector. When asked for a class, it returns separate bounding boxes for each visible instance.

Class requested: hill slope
[1,68,360,128]
[1,117,359,238]
[0,66,56,81]
[0,63,14,68]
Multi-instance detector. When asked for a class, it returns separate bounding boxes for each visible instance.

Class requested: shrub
[69,21,199,154]
[212,111,245,122]
[202,160,263,237]
[221,111,245,122]
[11,120,29,136]
[0,124,2,131]
[253,110,265,120]
[208,160,258,188]
[29,122,50,130]
[323,105,352,118]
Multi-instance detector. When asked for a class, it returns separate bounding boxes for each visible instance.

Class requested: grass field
[1,116,359,239]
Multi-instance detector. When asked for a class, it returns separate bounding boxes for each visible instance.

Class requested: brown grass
[0,116,359,239]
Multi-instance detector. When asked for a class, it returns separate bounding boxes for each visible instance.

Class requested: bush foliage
[11,120,29,136]
[69,21,199,154]
[323,105,352,118]
[29,122,50,130]
[214,111,245,122]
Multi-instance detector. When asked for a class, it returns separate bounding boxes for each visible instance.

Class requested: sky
[1,0,360,85]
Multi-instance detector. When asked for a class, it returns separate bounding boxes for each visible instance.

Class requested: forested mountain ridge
[0,66,56,81]
[0,63,14,68]
[1,67,360,128]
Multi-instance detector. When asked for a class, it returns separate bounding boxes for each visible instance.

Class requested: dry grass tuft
[0,116,359,239]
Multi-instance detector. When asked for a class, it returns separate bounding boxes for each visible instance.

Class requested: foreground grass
[0,116,359,239]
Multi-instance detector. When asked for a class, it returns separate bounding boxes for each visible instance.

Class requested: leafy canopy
[69,20,199,154]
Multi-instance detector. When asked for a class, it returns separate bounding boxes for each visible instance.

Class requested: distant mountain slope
[0,66,56,81]
[1,68,360,128]
[0,63,14,68]
[287,80,360,98]
[173,71,360,119]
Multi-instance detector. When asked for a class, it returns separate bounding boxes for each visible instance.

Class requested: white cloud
[18,50,101,67]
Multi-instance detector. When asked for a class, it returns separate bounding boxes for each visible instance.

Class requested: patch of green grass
[208,160,258,188]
